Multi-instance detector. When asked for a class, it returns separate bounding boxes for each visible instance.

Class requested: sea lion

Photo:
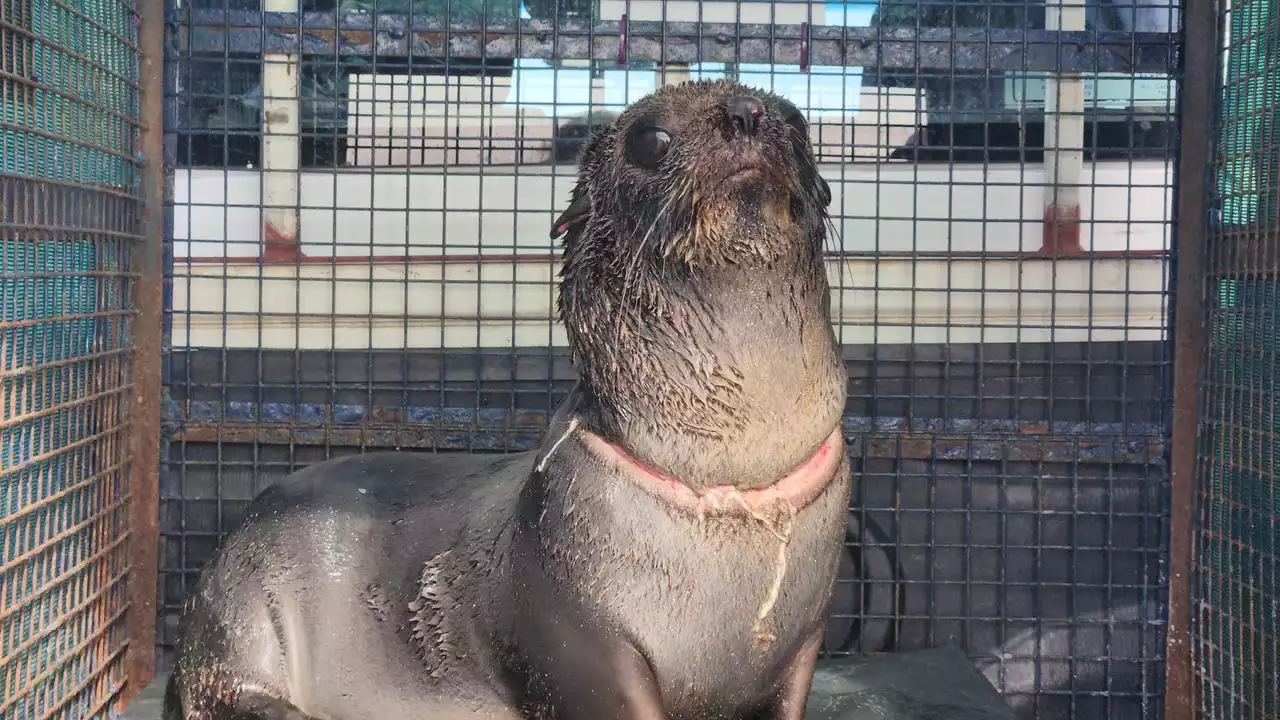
[165,78,849,720]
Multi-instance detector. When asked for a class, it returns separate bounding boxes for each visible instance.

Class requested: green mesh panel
[1216,0,1280,226]
[1,0,139,185]
[1198,279,1280,719]
[1,0,140,717]
[1195,0,1280,717]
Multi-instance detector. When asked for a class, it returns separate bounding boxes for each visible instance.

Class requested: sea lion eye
[627,126,673,169]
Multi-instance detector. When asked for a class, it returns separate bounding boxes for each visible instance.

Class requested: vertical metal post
[262,0,302,262]
[1166,0,1218,716]
[1042,0,1087,254]
[126,0,167,703]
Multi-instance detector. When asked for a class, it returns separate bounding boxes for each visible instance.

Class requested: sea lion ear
[551,191,591,240]
[816,174,831,208]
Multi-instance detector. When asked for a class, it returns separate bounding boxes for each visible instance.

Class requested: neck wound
[577,426,845,516]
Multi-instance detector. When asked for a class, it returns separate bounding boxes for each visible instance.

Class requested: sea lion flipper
[551,191,591,239]
[217,689,319,720]
[541,634,666,720]
[761,630,824,720]
[165,665,319,720]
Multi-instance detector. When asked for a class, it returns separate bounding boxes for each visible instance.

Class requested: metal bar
[0,606,131,716]
[0,225,148,242]
[1205,227,1280,276]
[0,386,132,431]
[0,347,131,381]
[0,68,143,127]
[0,118,144,164]
[0,309,135,331]
[166,422,1163,465]
[0,18,142,87]
[171,15,1177,73]
[49,0,142,53]
[0,170,148,202]
[156,0,1182,708]
[162,401,1168,435]
[0,492,128,579]
[261,0,302,263]
[0,499,130,623]
[123,0,166,704]
[0,424,130,481]
[1165,0,1218,714]
[0,567,131,670]
[173,249,1172,264]
[1041,0,1087,254]
[0,270,143,280]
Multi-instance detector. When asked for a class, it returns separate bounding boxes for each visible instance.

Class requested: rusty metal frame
[160,3,1182,714]
[123,0,168,705]
[1165,0,1219,716]
[171,13,1175,72]
[168,422,1164,464]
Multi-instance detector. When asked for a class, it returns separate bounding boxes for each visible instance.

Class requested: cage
[2,0,162,716]
[157,1,1182,717]
[2,0,1277,718]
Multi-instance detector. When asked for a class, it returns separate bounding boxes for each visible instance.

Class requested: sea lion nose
[725,95,764,136]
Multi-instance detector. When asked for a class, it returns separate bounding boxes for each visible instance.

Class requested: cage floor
[121,648,1015,719]
[119,676,166,720]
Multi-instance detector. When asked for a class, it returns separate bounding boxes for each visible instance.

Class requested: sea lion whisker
[624,192,679,314]
[823,213,839,245]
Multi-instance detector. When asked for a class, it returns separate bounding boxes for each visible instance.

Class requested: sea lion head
[551,79,831,269]
[550,81,843,487]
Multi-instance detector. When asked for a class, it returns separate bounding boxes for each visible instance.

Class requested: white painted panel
[168,257,1168,349]
[172,161,1174,258]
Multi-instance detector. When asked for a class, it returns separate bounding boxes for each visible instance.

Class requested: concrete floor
[120,648,1015,719]
[120,673,167,720]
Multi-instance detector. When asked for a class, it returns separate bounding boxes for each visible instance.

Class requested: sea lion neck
[560,249,846,490]
[578,424,846,517]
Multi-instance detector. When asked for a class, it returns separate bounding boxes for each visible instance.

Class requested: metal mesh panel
[160,2,1181,718]
[1193,0,1280,716]
[0,0,147,717]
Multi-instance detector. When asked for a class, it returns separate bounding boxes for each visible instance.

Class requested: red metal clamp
[618,14,628,67]
[800,22,810,72]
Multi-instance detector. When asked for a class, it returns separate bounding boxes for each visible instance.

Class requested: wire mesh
[160,1,1182,718]
[1,0,147,717]
[1192,0,1280,717]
